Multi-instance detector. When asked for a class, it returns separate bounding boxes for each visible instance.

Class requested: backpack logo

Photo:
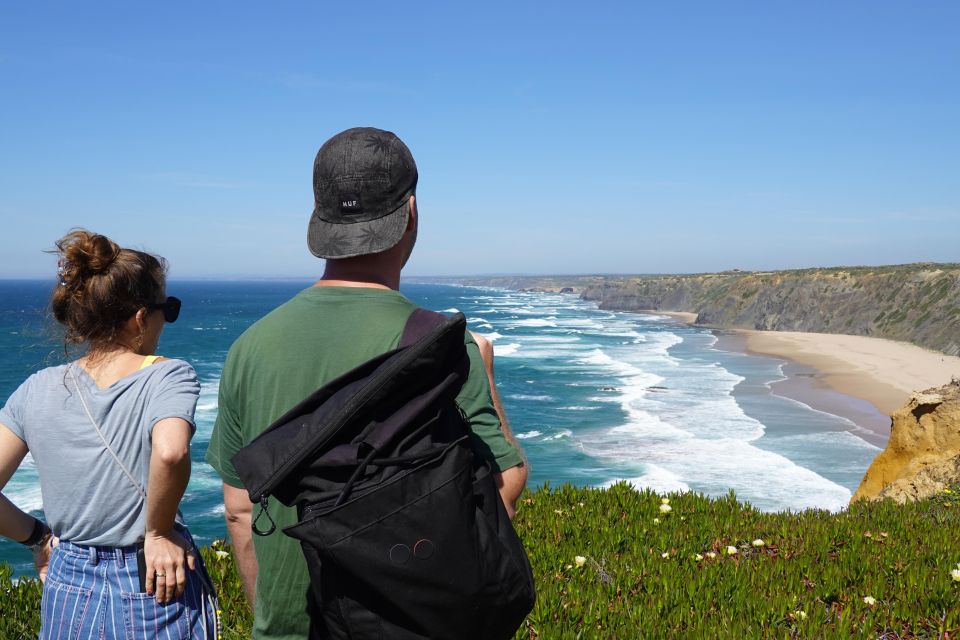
[389,539,437,564]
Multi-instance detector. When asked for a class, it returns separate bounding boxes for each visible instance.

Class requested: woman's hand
[32,535,59,583]
[144,528,196,603]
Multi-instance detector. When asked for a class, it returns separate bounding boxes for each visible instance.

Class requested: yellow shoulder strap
[139,355,162,370]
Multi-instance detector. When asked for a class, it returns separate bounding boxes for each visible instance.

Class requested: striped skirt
[39,532,218,640]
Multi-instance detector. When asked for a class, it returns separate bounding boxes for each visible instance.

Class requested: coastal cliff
[852,380,960,504]
[431,264,960,356]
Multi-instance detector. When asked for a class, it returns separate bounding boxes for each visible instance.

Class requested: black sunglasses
[147,296,182,323]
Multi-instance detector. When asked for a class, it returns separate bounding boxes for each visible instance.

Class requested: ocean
[0,280,884,574]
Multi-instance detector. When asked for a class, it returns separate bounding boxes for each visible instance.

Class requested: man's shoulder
[226,286,421,364]
[228,289,314,351]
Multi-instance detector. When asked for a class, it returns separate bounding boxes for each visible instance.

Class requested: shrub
[3,484,959,638]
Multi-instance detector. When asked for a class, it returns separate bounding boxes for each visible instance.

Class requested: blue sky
[1,2,957,278]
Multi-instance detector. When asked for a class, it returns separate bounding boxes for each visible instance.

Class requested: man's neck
[313,278,394,290]
[314,260,400,290]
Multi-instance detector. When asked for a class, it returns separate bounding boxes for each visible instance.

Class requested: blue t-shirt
[0,359,199,546]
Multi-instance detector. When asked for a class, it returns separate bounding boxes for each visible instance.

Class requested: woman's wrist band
[20,518,51,548]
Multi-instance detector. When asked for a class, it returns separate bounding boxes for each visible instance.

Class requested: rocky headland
[428,264,960,356]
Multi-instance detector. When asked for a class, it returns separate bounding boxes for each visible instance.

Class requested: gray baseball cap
[307,127,418,259]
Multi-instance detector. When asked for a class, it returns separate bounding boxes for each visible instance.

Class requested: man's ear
[406,195,417,232]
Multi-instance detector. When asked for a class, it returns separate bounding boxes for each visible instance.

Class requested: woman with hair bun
[0,230,218,638]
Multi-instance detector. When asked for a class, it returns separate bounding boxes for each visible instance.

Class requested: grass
[3,484,960,639]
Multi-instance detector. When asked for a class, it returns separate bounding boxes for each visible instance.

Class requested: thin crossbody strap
[68,364,147,501]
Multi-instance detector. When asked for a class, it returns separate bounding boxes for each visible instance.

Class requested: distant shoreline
[635,310,960,448]
[641,308,960,418]
[737,329,960,416]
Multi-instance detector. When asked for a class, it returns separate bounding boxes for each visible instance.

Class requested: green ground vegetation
[3,483,960,638]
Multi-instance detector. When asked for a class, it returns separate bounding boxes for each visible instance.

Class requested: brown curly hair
[51,230,167,349]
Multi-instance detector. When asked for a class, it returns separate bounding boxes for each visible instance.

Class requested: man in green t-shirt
[205,127,527,640]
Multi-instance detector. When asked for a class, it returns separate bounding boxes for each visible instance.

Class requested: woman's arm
[0,424,57,580]
[144,418,196,603]
[0,424,32,541]
[468,332,529,518]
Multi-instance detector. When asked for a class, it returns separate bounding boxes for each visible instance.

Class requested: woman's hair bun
[57,229,121,282]
[50,229,166,348]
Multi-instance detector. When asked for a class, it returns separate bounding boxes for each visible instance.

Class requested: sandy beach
[641,308,960,443]
[738,330,960,417]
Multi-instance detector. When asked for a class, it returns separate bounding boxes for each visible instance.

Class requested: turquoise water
[0,280,883,574]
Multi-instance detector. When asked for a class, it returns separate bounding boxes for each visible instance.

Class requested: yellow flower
[794,610,807,620]
[751,539,765,548]
[652,518,660,525]
[950,568,960,582]
[574,555,586,568]
[726,545,738,556]
[661,497,670,505]
[695,553,703,561]
[659,503,672,514]
[863,596,877,606]
[706,551,717,559]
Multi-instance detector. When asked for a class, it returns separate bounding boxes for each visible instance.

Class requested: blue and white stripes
[39,537,218,640]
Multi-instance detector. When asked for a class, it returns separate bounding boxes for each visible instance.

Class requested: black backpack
[232,309,535,640]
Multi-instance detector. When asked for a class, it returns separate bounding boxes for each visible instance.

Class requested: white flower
[706,551,717,559]
[214,550,230,559]
[726,545,738,556]
[661,552,670,559]
[659,503,672,514]
[752,539,765,548]
[661,497,670,505]
[695,553,703,561]
[950,568,960,582]
[574,555,586,568]
[794,610,807,620]
[652,518,660,525]
[863,596,877,606]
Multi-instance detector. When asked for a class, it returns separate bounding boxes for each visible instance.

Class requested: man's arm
[223,483,258,607]
[469,332,528,518]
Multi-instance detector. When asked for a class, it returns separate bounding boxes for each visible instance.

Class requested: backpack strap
[400,308,454,348]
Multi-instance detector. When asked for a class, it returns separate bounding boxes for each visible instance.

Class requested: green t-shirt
[205,285,522,640]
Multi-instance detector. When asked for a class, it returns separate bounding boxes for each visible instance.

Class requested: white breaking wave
[509,318,558,328]
[603,465,690,494]
[494,343,521,356]
[515,430,542,439]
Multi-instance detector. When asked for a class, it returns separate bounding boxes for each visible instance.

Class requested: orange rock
[852,380,960,504]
